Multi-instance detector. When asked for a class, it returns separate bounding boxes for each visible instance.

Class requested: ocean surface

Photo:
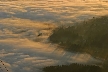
[0,0,108,72]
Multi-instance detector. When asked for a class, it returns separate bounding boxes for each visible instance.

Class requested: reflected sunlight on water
[0,0,108,72]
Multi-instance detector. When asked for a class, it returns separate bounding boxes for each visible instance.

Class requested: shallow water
[0,0,108,72]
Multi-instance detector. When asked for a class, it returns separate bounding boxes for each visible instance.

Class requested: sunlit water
[0,0,108,72]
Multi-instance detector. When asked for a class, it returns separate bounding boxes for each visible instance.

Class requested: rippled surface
[0,0,108,72]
